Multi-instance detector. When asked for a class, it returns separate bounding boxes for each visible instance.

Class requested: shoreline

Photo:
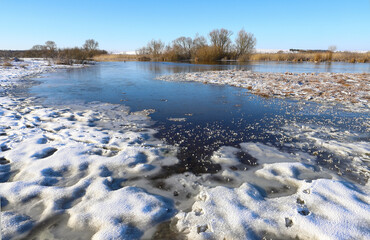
[157,70,370,112]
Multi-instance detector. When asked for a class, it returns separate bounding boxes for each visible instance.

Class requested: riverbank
[94,51,370,63]
[157,70,370,112]
[1,60,369,240]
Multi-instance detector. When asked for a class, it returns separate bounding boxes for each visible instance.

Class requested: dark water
[29,61,369,182]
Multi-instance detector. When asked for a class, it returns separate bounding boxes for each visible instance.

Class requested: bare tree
[172,36,193,59]
[44,41,57,59]
[147,39,165,59]
[328,45,337,52]
[136,46,149,55]
[192,34,207,49]
[191,34,208,58]
[209,28,233,54]
[235,29,256,57]
[45,41,57,51]
[327,45,337,61]
[31,44,46,51]
[83,39,99,51]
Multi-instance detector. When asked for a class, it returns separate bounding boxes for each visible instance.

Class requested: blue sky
[1,0,369,51]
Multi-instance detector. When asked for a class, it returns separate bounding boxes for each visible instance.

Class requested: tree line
[136,28,256,62]
[24,39,107,64]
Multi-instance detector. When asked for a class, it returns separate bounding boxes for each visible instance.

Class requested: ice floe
[157,70,370,112]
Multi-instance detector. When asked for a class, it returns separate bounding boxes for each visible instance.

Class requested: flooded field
[27,61,370,182]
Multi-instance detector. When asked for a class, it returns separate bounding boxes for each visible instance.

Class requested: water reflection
[325,62,332,72]
[134,61,370,74]
[134,61,245,74]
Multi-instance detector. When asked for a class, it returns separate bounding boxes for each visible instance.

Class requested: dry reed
[93,54,139,62]
[250,52,369,63]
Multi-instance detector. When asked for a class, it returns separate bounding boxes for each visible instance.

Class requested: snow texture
[157,70,370,112]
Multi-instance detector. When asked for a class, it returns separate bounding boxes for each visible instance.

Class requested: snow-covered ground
[0,60,369,240]
[157,70,370,113]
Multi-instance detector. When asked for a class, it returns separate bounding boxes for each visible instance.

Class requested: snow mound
[176,162,370,240]
[0,97,177,239]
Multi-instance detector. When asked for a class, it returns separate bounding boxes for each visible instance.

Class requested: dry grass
[94,52,370,64]
[237,54,252,62]
[93,54,139,62]
[250,52,370,63]
[193,46,223,63]
[2,62,13,67]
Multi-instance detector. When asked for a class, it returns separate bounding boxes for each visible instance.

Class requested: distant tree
[44,41,57,59]
[328,45,337,52]
[209,28,233,54]
[146,39,165,60]
[235,29,256,59]
[83,39,99,51]
[136,46,150,55]
[191,34,207,58]
[327,45,337,61]
[31,44,45,51]
[82,39,100,59]
[172,36,193,59]
[45,41,57,51]
[192,34,207,49]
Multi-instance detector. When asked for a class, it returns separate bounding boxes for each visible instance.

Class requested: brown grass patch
[250,52,370,63]
[2,62,12,67]
[93,54,139,62]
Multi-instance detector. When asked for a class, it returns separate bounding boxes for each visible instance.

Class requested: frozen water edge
[156,70,370,113]
[0,60,369,240]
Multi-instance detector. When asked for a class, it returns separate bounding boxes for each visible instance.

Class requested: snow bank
[0,59,83,86]
[157,70,370,112]
[177,142,370,240]
[176,176,369,240]
[0,96,178,239]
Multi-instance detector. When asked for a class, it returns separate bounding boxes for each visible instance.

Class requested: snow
[156,70,370,112]
[176,177,370,240]
[0,95,178,239]
[282,123,370,182]
[1,59,369,239]
[177,144,369,240]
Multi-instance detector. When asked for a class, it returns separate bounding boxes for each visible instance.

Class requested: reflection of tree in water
[325,62,332,72]
[135,61,254,75]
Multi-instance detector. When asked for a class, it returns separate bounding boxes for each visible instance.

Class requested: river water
[28,61,370,183]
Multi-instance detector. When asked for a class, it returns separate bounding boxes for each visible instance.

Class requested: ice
[282,123,370,182]
[240,142,307,164]
[157,70,370,112]
[211,146,241,165]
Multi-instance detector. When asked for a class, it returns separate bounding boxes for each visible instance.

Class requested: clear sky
[1,0,369,52]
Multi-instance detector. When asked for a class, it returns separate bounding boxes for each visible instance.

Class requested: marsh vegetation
[9,39,107,65]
